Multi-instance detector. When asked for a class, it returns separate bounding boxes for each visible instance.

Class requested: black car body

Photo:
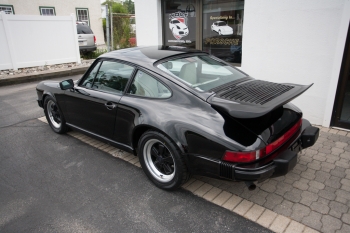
[36,46,319,190]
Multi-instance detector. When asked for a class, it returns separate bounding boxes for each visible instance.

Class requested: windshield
[156,55,246,92]
[218,21,227,26]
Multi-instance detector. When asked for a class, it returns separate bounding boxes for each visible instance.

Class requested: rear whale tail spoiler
[207,79,313,119]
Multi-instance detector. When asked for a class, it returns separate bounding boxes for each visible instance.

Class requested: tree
[123,0,135,14]
[102,1,132,50]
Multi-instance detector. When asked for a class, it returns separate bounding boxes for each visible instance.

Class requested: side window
[128,70,171,98]
[92,61,134,94]
[80,61,101,88]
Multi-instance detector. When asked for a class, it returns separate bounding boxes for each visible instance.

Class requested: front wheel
[138,131,191,190]
[44,96,68,134]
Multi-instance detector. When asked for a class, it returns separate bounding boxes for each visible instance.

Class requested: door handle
[105,102,116,110]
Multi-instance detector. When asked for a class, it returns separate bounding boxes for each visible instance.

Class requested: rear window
[156,55,246,92]
[77,24,93,34]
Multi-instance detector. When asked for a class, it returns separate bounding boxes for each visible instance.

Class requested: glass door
[202,0,244,65]
[162,0,197,49]
[332,23,350,129]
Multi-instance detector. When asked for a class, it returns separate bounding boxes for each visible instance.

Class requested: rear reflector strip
[222,118,302,163]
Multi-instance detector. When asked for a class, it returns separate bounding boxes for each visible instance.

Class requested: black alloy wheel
[138,131,191,190]
[44,96,68,134]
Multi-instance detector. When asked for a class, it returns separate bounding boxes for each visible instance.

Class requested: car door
[64,59,135,139]
[115,69,172,146]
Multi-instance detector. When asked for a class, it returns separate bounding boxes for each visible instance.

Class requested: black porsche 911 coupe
[36,46,319,190]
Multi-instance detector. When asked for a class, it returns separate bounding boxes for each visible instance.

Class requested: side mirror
[59,79,74,90]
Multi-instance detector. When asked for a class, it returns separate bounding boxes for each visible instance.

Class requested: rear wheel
[138,131,191,190]
[44,96,68,134]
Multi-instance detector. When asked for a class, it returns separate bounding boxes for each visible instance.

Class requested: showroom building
[134,0,350,130]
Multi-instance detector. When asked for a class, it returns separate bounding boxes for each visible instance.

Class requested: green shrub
[81,49,107,59]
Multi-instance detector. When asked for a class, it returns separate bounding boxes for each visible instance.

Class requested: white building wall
[133,0,350,127]
[241,0,350,127]
[0,0,105,45]
[134,0,162,46]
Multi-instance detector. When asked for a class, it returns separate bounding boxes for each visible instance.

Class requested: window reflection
[202,0,244,64]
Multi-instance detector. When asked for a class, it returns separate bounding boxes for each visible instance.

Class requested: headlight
[177,26,180,29]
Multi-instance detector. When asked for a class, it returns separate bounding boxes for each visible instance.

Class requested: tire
[44,96,68,134]
[138,130,191,190]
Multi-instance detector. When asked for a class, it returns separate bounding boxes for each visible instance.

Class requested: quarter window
[128,71,171,98]
[40,7,55,16]
[89,61,134,94]
[0,5,14,14]
[76,8,90,25]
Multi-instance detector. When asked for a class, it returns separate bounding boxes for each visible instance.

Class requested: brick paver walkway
[195,126,350,233]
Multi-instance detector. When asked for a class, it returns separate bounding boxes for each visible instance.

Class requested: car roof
[98,46,211,100]
[99,46,206,66]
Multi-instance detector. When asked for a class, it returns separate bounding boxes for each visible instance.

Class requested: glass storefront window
[202,0,244,64]
[162,0,197,48]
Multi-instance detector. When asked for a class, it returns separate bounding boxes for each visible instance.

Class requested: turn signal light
[222,118,302,163]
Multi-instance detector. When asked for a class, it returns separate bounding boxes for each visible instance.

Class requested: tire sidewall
[43,96,66,134]
[138,131,185,190]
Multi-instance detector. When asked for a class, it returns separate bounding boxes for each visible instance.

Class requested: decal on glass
[169,12,189,40]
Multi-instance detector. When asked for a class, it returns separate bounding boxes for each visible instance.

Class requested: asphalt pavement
[0,77,271,232]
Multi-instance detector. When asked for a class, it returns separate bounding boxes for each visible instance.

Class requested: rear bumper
[79,45,97,52]
[187,119,319,182]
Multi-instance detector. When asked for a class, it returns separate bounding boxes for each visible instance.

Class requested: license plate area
[291,140,301,152]
[79,41,87,46]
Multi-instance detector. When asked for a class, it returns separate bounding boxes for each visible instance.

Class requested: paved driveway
[0,78,271,232]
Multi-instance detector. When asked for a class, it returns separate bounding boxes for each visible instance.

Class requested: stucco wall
[134,0,162,46]
[241,0,350,127]
[0,0,105,45]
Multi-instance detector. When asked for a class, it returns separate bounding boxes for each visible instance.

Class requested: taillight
[94,36,96,44]
[222,118,302,163]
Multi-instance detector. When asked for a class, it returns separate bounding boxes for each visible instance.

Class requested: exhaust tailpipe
[245,181,256,191]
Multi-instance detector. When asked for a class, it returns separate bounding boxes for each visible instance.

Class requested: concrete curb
[0,66,90,87]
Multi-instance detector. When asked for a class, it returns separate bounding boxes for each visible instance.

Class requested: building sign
[168,12,190,41]
[202,0,244,63]
[163,0,196,48]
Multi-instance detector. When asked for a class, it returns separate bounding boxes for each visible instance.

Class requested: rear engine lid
[207,78,312,119]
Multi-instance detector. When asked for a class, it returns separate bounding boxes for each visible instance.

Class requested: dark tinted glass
[81,61,101,87]
[92,61,134,94]
[77,24,93,34]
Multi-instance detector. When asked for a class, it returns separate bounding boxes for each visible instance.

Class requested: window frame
[0,4,15,14]
[39,6,56,16]
[78,58,137,95]
[125,67,173,99]
[76,8,90,26]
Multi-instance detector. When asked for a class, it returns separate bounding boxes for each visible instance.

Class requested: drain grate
[215,80,294,105]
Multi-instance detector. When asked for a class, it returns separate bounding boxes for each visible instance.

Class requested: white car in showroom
[211,21,233,35]
[169,19,189,39]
